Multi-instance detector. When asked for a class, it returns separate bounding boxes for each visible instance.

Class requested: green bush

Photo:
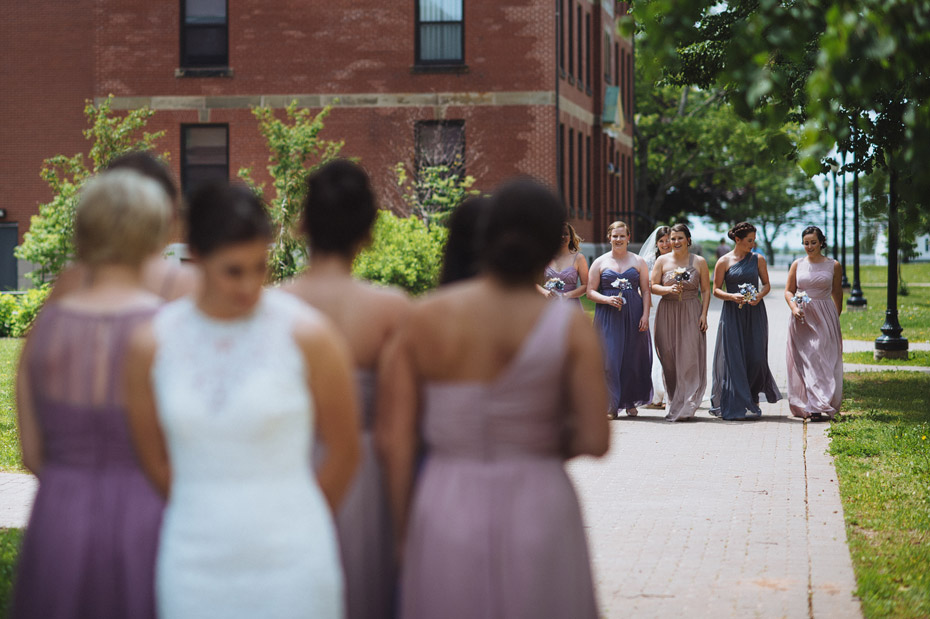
[8,287,50,337]
[353,211,448,295]
[0,296,17,337]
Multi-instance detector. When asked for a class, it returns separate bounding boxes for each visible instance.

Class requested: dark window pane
[182,125,228,196]
[419,23,462,61]
[419,0,462,22]
[185,0,225,23]
[183,25,227,65]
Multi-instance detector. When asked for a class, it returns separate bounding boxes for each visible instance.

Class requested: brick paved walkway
[568,267,862,618]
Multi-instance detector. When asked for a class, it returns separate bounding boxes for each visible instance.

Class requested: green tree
[14,96,165,284]
[238,101,344,281]
[393,160,479,229]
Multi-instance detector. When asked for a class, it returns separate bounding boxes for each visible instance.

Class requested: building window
[415,120,465,179]
[585,14,591,90]
[181,124,229,196]
[586,135,592,217]
[604,34,611,83]
[559,2,565,73]
[181,0,228,68]
[416,0,464,64]
[577,131,583,219]
[568,128,575,215]
[621,153,627,214]
[615,43,620,88]
[576,5,583,87]
[568,1,574,79]
[559,123,566,204]
[626,52,634,121]
[626,155,633,220]
[620,48,626,117]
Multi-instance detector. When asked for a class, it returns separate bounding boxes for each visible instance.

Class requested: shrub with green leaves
[353,211,448,295]
[9,287,50,337]
[0,295,17,337]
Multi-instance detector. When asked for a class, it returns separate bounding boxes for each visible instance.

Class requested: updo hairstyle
[727,221,756,241]
[440,196,490,285]
[187,182,272,257]
[302,159,377,257]
[479,178,566,284]
[802,226,827,249]
[654,225,671,256]
[74,170,171,267]
[670,223,692,247]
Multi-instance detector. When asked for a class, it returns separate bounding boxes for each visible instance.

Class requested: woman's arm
[564,311,610,458]
[697,257,711,332]
[832,260,844,315]
[563,253,590,299]
[712,257,742,303]
[753,254,771,304]
[784,260,804,320]
[125,323,171,497]
[637,257,650,332]
[650,256,676,297]
[300,320,361,512]
[586,259,622,309]
[16,339,42,476]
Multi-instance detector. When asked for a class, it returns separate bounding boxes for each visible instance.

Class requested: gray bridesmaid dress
[709,253,782,419]
[654,254,706,421]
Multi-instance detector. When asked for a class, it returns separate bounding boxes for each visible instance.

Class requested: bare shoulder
[692,254,708,268]
[360,281,412,313]
[833,260,843,274]
[47,264,87,302]
[755,252,768,267]
[290,302,346,358]
[127,319,158,361]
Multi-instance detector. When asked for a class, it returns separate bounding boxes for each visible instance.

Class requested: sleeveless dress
[314,370,395,619]
[151,290,344,619]
[544,264,582,308]
[786,259,843,419]
[11,305,164,619]
[647,291,666,406]
[709,254,782,420]
[593,267,653,413]
[655,254,706,421]
[400,301,598,619]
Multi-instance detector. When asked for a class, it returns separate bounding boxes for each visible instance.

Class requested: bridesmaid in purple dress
[538,223,588,307]
[381,179,609,619]
[11,170,171,619]
[283,160,410,619]
[785,226,843,420]
[587,220,653,417]
[651,224,711,421]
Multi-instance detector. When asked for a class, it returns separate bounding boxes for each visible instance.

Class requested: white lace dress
[151,290,344,619]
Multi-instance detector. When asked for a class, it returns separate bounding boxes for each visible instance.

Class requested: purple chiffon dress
[655,255,706,421]
[593,267,653,413]
[786,259,843,419]
[709,253,782,420]
[400,301,598,619]
[544,264,582,308]
[10,305,164,619]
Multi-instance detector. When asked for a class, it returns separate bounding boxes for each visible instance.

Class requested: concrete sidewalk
[567,266,862,618]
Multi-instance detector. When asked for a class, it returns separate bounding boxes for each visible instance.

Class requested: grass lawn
[854,263,930,286]
[0,339,24,472]
[830,372,930,618]
[0,528,22,615]
[843,351,930,367]
[841,286,930,343]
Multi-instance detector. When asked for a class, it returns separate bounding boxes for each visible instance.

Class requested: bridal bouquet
[544,277,566,294]
[611,277,631,311]
[672,267,690,300]
[737,283,758,309]
[793,290,811,323]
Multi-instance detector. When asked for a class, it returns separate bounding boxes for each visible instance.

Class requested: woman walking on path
[651,224,711,422]
[785,226,843,420]
[587,221,653,418]
[639,225,672,408]
[538,223,588,307]
[709,222,782,420]
[380,179,609,619]
[11,170,172,619]
[283,160,410,619]
[126,182,360,619]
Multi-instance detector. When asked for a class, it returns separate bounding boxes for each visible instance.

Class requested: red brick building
[0,0,635,289]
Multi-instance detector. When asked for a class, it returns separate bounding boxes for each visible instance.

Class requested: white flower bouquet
[737,283,758,309]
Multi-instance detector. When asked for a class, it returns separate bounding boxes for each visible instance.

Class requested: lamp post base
[874,334,908,360]
[874,348,908,360]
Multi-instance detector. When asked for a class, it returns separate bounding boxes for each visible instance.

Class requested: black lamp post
[840,152,850,288]
[847,149,867,309]
[821,177,829,233]
[829,160,839,261]
[874,162,908,360]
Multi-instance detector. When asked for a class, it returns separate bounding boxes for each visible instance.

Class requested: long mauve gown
[11,305,164,619]
[655,254,706,421]
[786,259,843,419]
[544,264,582,308]
[315,370,395,619]
[709,253,782,420]
[401,301,598,619]
[593,267,653,412]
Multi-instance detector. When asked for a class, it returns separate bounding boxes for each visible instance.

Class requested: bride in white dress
[126,182,361,619]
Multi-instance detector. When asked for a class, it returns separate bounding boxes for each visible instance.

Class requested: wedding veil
[638,227,663,272]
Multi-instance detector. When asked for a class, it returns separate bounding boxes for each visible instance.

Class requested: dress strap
[688,252,695,268]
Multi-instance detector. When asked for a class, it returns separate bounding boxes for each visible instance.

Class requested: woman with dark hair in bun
[126,181,360,619]
[709,221,782,420]
[284,159,411,619]
[381,178,608,619]
[784,226,843,420]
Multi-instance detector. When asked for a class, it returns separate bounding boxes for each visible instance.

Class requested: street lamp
[875,163,908,360]
[847,149,867,309]
[828,160,840,261]
[821,177,829,233]
[840,152,850,288]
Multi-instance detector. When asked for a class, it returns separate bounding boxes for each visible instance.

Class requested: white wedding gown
[151,289,344,619]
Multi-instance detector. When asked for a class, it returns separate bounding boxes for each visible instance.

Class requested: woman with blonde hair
[12,170,172,619]
[538,222,588,307]
[587,221,653,417]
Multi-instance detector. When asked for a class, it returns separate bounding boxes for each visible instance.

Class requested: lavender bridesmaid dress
[544,265,582,308]
[593,267,653,413]
[709,253,782,420]
[11,305,164,619]
[401,301,598,619]
[654,255,706,421]
[786,259,843,419]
